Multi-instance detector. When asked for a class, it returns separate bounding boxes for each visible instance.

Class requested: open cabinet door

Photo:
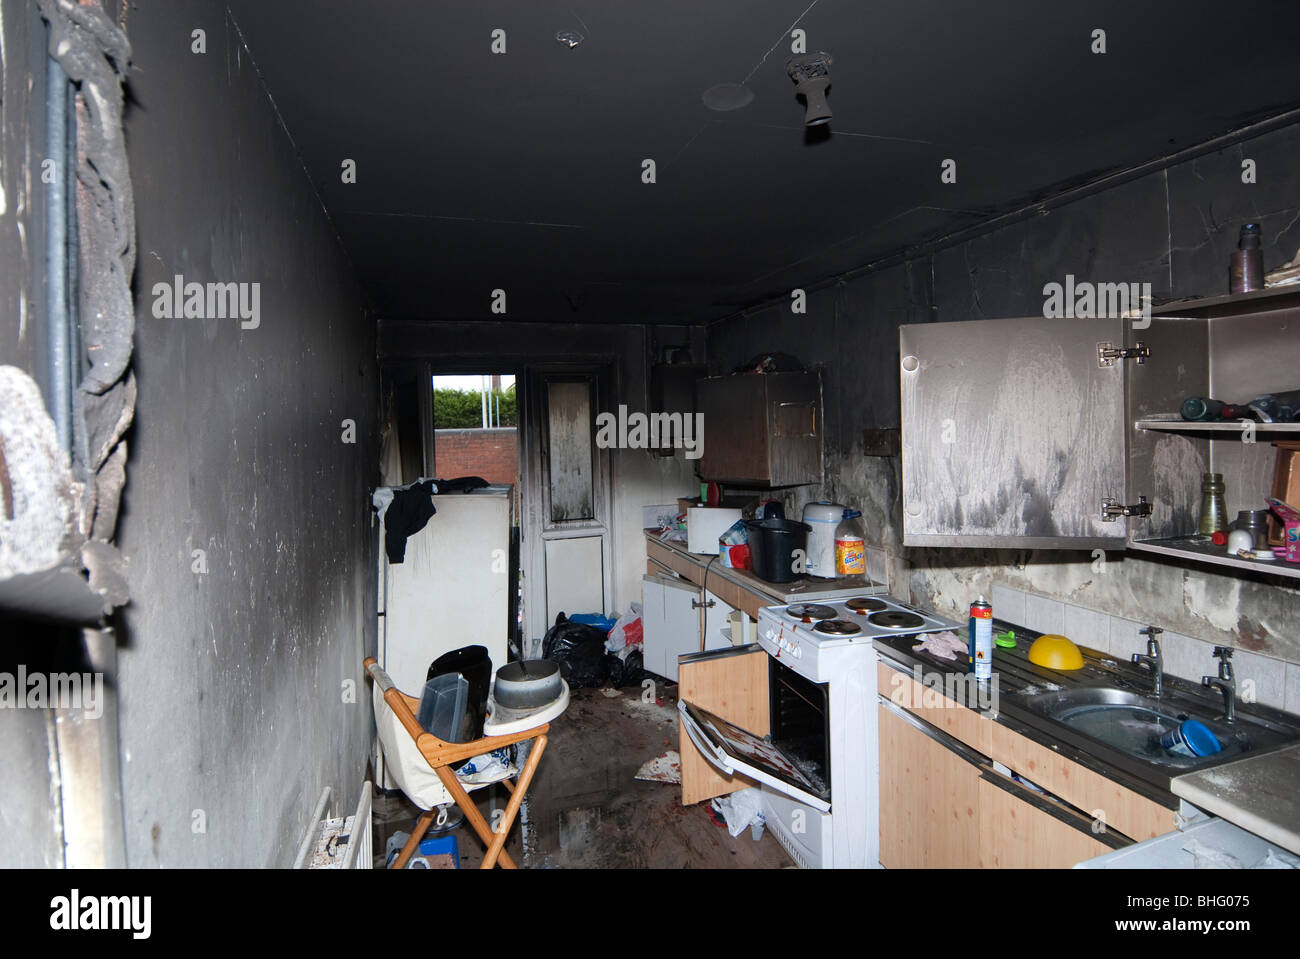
[900,315,1130,549]
[678,646,770,806]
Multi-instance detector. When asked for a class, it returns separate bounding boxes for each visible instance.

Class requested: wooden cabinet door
[977,775,1111,868]
[678,646,770,806]
[878,702,983,868]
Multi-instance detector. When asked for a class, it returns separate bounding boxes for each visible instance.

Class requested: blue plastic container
[567,613,616,633]
[417,834,461,869]
[1158,719,1222,758]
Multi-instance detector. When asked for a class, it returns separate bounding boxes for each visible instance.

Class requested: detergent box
[1266,497,1300,562]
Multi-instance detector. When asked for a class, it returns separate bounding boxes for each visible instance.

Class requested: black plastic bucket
[743,518,811,583]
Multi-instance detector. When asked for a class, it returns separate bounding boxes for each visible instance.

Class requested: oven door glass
[678,700,831,812]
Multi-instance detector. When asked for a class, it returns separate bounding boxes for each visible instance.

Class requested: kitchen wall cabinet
[695,371,823,486]
[898,287,1300,580]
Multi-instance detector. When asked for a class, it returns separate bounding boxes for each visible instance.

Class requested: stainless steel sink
[1022,687,1265,770]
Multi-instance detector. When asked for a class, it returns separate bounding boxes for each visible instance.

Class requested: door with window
[521,369,613,647]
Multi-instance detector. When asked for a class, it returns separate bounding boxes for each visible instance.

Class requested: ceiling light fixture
[787,52,833,126]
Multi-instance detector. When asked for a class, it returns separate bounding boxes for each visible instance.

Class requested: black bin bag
[541,614,612,689]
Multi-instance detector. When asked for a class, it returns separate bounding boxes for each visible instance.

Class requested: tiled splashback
[990,584,1300,715]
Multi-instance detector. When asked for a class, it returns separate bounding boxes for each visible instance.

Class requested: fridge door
[678,699,831,813]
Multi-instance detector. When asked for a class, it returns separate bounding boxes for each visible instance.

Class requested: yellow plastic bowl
[1027,633,1085,671]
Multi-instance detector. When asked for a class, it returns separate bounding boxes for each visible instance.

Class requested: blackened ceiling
[224,0,1300,325]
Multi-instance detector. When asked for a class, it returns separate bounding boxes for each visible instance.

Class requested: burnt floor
[372,682,794,869]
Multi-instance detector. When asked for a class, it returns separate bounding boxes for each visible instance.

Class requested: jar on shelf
[1197,472,1228,536]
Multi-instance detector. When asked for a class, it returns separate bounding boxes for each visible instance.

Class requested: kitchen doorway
[519,365,615,652]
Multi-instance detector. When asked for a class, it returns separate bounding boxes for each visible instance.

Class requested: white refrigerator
[377,486,512,788]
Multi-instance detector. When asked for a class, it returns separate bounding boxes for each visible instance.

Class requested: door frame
[520,361,617,650]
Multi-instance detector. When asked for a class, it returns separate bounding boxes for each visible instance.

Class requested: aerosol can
[969,596,993,681]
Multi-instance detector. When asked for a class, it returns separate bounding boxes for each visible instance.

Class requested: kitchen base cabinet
[678,646,771,806]
[877,658,1171,867]
[977,775,1112,868]
[642,573,703,682]
[877,662,993,753]
[987,719,1179,841]
[878,702,982,868]
[879,700,1117,868]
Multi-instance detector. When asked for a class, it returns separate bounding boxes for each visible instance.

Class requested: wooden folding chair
[364,657,566,869]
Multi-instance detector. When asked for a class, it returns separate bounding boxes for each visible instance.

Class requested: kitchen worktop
[1171,745,1300,855]
[644,529,884,607]
[874,617,1300,853]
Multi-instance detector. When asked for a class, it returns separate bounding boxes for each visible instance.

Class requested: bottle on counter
[834,509,866,576]
[969,596,993,681]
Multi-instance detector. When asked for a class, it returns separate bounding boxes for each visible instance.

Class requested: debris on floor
[710,787,766,840]
[372,687,793,868]
[601,687,623,698]
[634,750,681,784]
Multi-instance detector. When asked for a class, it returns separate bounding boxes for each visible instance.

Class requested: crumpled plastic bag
[456,747,515,785]
[604,603,643,656]
[710,786,766,840]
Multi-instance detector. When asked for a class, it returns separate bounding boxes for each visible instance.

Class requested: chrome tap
[1202,646,1236,724]
[1131,626,1164,697]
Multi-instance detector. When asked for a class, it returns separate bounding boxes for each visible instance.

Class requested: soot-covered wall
[114,1,377,866]
[709,119,1300,709]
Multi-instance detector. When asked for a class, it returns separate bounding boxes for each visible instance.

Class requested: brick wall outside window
[434,427,518,487]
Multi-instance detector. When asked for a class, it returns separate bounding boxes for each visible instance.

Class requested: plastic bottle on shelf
[834,509,866,576]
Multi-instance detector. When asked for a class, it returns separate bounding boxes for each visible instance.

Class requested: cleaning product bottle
[834,509,866,576]
[969,596,993,681]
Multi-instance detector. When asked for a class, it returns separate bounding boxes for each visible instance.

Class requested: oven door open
[678,700,831,812]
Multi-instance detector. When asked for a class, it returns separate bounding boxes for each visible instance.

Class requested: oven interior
[768,657,831,798]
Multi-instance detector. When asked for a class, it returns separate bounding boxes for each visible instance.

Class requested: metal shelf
[1151,285,1300,317]
[1135,416,1300,434]
[1128,535,1300,581]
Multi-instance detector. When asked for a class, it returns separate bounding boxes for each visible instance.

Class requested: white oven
[680,596,958,868]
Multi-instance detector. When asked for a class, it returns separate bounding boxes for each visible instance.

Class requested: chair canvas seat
[373,683,515,809]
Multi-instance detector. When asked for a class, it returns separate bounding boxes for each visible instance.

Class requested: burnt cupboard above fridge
[898,287,1300,581]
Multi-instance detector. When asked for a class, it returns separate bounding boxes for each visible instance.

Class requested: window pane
[547,380,594,522]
